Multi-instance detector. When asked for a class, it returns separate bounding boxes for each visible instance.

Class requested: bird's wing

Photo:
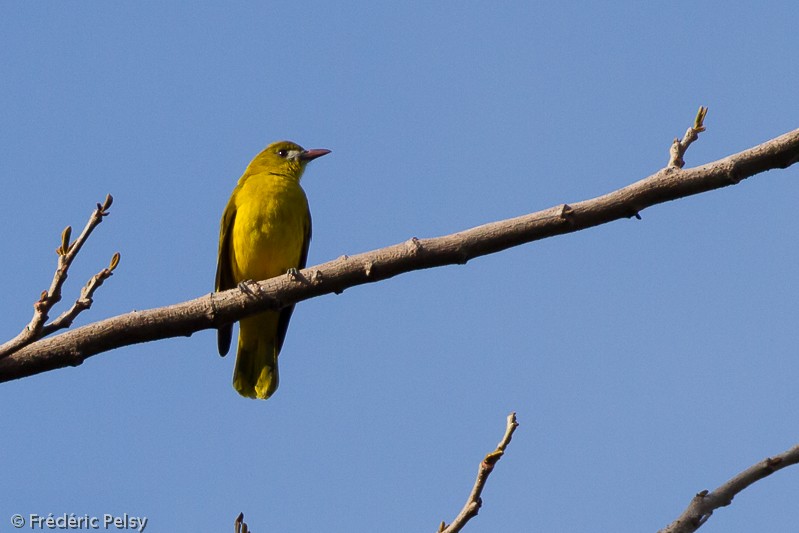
[215,198,237,356]
[275,209,312,353]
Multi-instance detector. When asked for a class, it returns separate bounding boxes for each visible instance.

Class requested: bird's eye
[277,149,288,158]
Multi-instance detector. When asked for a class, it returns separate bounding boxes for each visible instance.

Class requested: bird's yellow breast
[229,174,309,283]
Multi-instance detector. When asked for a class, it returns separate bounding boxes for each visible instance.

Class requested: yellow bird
[216,140,330,399]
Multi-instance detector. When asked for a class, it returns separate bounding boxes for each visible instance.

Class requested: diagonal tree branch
[659,442,799,533]
[1,120,799,383]
[439,412,519,533]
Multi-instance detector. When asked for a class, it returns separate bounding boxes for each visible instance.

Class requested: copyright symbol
[11,514,25,528]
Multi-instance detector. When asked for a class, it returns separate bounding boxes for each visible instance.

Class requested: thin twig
[40,252,121,336]
[439,412,519,533]
[0,195,115,359]
[659,442,799,533]
[668,106,708,168]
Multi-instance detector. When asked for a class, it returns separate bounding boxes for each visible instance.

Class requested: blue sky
[1,2,798,532]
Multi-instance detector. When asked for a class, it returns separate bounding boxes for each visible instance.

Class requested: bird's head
[247,140,331,182]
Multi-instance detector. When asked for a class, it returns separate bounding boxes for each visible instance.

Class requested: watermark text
[10,513,147,532]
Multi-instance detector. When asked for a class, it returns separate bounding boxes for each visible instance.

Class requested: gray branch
[659,443,799,533]
[438,413,519,533]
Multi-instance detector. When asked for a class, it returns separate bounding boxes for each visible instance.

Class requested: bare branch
[659,442,799,533]
[1,121,799,383]
[439,412,519,533]
[40,252,121,337]
[0,195,116,359]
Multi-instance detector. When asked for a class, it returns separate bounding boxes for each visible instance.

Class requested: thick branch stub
[668,106,708,169]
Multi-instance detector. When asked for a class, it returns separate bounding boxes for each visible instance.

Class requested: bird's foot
[286,268,304,282]
[238,280,257,297]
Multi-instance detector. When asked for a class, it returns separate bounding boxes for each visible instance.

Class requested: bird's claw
[238,280,257,297]
[286,268,303,282]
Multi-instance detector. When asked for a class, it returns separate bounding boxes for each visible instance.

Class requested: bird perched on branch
[216,140,330,399]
